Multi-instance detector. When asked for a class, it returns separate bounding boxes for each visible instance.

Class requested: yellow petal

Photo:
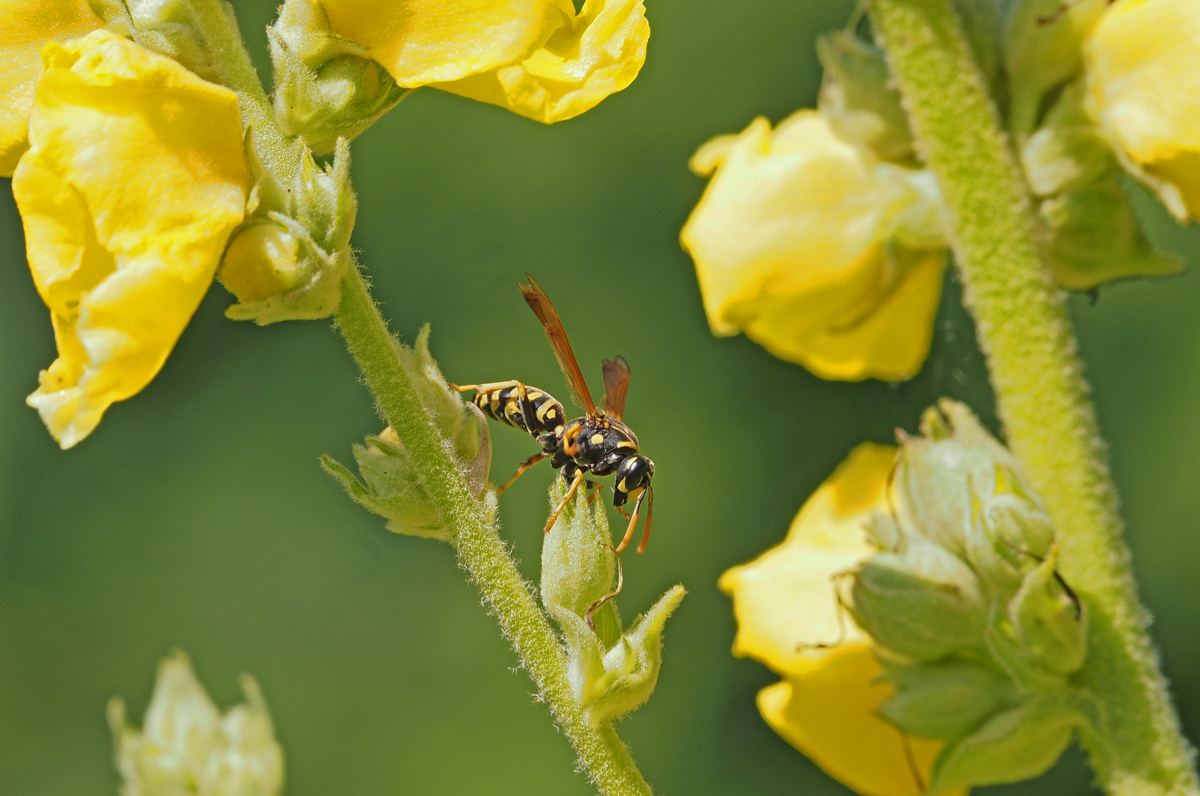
[718,442,895,677]
[681,110,942,381]
[758,645,959,796]
[1085,0,1200,219]
[0,0,102,175]
[434,0,649,123]
[13,31,251,447]
[320,0,560,87]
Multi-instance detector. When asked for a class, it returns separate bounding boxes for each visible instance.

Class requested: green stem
[335,265,654,796]
[862,1,1198,794]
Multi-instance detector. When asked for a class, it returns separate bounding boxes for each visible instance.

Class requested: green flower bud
[850,531,988,662]
[323,327,491,540]
[540,482,685,723]
[269,0,409,155]
[108,651,284,796]
[221,138,356,324]
[87,0,223,84]
[877,656,1015,741]
[1004,0,1106,139]
[930,692,1085,791]
[816,31,914,163]
[1009,545,1087,676]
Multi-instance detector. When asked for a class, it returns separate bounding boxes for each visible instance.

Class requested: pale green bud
[108,651,284,796]
[269,0,409,155]
[540,482,685,722]
[323,327,491,541]
[850,531,988,662]
[1004,0,1106,139]
[87,0,225,83]
[877,656,1015,741]
[221,138,356,324]
[816,31,914,163]
[1021,81,1111,197]
[930,692,1085,791]
[1008,545,1087,676]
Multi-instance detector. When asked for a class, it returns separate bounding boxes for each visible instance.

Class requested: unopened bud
[816,30,914,163]
[877,656,1015,742]
[1008,546,1087,676]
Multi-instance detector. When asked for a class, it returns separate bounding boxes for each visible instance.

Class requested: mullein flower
[723,402,1091,795]
[11,30,251,447]
[1084,0,1200,222]
[681,110,948,381]
[109,651,284,796]
[278,0,648,127]
[720,443,952,796]
[0,0,103,174]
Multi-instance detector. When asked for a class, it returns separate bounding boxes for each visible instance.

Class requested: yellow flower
[0,0,103,175]
[1084,0,1200,221]
[719,444,960,796]
[317,0,648,122]
[681,111,946,382]
[13,31,251,447]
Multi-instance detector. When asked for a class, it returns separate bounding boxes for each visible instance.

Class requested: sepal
[541,483,685,723]
[816,31,913,163]
[269,0,409,154]
[323,327,491,540]
[108,651,284,796]
[876,656,1014,742]
[1008,545,1087,676]
[220,137,357,323]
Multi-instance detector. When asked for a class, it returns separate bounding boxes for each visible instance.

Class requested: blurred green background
[3,1,1199,794]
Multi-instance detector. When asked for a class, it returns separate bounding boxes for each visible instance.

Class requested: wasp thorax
[614,455,654,507]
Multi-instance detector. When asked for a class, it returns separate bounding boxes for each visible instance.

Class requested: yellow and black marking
[451,380,566,438]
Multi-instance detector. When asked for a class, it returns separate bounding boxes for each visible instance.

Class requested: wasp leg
[635,486,655,554]
[543,470,586,534]
[585,553,623,631]
[496,452,547,495]
[586,481,604,505]
[614,488,648,553]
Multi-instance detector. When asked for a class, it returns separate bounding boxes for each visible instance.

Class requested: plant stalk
[335,265,654,796]
[862,0,1198,793]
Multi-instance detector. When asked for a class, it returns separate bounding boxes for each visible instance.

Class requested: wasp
[450,274,655,553]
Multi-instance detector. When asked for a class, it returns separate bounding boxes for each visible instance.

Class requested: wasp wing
[601,356,631,420]
[519,274,598,417]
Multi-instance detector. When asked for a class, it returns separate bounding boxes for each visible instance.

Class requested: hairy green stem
[863,0,1198,793]
[335,266,654,796]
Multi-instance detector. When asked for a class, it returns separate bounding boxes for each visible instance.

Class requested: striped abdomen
[475,384,566,437]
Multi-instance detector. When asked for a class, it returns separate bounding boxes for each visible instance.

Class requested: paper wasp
[450,274,655,553]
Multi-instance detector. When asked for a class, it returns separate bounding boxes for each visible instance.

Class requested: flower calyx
[540,481,684,724]
[268,0,409,155]
[323,326,491,541]
[816,29,913,164]
[219,136,357,324]
[108,650,284,796]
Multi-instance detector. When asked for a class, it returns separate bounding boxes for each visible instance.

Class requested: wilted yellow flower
[681,110,946,382]
[13,31,251,447]
[0,0,103,174]
[719,443,956,796]
[1084,0,1200,221]
[316,0,648,122]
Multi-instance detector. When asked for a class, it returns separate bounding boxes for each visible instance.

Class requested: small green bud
[877,656,1015,741]
[221,138,356,324]
[540,482,685,722]
[269,0,409,155]
[88,0,223,83]
[816,31,914,163]
[109,651,284,796]
[1009,546,1087,676]
[1004,0,1106,139]
[1021,81,1111,197]
[850,531,988,662]
[930,693,1084,791]
[323,327,491,540]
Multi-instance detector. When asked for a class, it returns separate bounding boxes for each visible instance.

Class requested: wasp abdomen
[474,384,566,437]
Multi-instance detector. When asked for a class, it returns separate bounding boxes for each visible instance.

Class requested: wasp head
[613,455,654,507]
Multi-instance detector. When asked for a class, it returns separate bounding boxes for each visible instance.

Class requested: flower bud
[877,656,1015,741]
[220,138,356,324]
[1004,0,1105,138]
[815,31,913,163]
[108,651,284,796]
[1008,545,1087,676]
[540,481,684,722]
[323,327,491,540]
[268,0,408,155]
[930,693,1084,791]
[850,531,988,662]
